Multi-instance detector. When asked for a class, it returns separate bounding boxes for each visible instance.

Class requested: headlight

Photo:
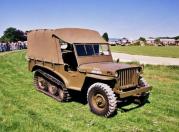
[115,72,119,78]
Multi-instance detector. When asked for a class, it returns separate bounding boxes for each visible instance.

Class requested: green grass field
[0,51,179,132]
[111,46,179,58]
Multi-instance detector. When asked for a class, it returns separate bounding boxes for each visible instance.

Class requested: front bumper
[119,86,152,98]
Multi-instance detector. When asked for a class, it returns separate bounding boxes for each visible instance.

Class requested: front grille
[118,68,139,89]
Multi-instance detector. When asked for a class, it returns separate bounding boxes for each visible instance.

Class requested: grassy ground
[0,50,24,56]
[111,46,179,58]
[0,51,179,132]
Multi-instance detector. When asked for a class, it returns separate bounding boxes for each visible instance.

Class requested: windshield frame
[74,43,111,57]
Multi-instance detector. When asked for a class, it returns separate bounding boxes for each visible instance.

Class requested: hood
[78,62,139,76]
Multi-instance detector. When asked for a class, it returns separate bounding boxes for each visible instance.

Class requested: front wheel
[87,83,117,117]
[136,77,150,105]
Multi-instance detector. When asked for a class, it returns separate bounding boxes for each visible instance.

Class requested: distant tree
[174,36,179,40]
[159,37,171,39]
[0,27,27,42]
[139,37,146,42]
[102,32,109,42]
[154,38,161,44]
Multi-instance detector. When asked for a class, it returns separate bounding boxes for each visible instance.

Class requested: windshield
[75,44,110,56]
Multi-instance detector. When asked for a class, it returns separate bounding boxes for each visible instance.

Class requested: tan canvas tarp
[27,28,108,64]
[54,28,107,44]
[27,29,62,64]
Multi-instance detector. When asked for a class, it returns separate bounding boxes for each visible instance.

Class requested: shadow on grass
[69,90,150,115]
[36,89,150,118]
[69,90,87,105]
[117,97,150,113]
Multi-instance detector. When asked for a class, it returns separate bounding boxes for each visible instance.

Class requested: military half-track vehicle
[27,28,152,117]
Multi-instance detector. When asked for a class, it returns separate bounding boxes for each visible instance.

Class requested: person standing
[0,43,2,52]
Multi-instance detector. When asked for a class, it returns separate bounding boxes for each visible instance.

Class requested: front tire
[87,83,117,117]
[136,77,150,105]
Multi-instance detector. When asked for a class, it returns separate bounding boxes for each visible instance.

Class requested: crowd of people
[0,41,27,52]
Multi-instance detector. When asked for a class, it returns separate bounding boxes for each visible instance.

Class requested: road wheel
[87,83,117,117]
[34,72,48,91]
[56,81,71,102]
[48,83,58,95]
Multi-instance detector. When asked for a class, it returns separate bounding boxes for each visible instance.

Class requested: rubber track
[34,69,71,102]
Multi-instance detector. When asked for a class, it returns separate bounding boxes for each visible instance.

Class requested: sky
[0,0,179,39]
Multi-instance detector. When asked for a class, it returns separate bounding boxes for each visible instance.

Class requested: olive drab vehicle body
[27,28,152,117]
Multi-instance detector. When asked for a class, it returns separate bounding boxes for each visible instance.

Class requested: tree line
[0,27,27,43]
[1,27,178,43]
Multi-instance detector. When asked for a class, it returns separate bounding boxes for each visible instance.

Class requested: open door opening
[60,42,78,71]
